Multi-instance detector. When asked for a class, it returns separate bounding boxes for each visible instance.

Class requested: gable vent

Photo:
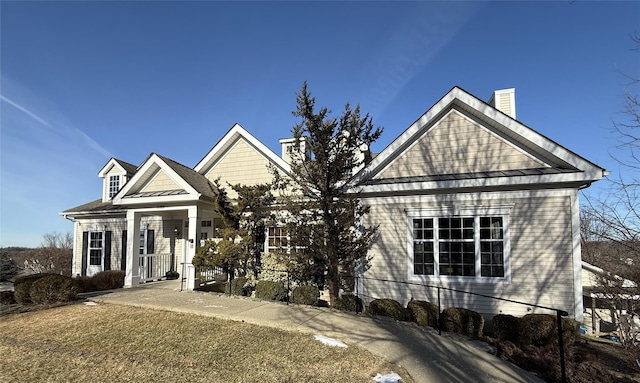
[488,88,516,119]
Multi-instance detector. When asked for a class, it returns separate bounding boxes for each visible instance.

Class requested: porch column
[125,210,142,287]
[185,206,201,290]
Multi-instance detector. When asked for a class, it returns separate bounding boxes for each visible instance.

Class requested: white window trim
[406,205,512,284]
[89,231,104,266]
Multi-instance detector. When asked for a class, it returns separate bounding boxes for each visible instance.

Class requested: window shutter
[81,232,89,276]
[104,231,112,271]
[121,230,127,271]
[147,229,155,254]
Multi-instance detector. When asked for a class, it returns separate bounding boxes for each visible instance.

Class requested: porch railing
[138,253,174,282]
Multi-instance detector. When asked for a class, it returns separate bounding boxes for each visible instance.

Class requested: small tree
[272,82,382,305]
[199,179,274,279]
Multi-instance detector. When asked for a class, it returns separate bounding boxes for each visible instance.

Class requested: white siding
[362,191,578,319]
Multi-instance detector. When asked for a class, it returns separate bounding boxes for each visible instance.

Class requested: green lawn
[0,303,411,382]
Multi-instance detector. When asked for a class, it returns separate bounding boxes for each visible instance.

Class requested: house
[61,86,606,321]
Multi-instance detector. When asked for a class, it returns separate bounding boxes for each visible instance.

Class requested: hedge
[30,274,78,304]
[333,294,363,312]
[407,300,439,328]
[226,277,249,296]
[0,290,16,305]
[292,285,319,306]
[13,273,58,304]
[365,299,406,321]
[440,307,484,338]
[255,280,287,301]
[492,314,532,347]
[522,314,579,348]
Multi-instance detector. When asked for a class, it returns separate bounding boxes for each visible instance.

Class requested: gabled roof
[349,86,607,193]
[98,158,138,177]
[194,123,291,175]
[112,153,214,205]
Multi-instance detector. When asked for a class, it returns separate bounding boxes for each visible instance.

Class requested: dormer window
[109,175,120,198]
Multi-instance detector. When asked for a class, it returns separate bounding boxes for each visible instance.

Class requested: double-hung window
[267,227,288,252]
[89,231,103,266]
[409,206,510,281]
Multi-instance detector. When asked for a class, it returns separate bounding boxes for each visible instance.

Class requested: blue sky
[1,1,638,247]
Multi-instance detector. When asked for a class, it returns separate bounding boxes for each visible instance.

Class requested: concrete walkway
[89,281,544,383]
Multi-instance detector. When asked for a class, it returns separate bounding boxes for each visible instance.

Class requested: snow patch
[314,335,347,348]
[372,371,402,383]
[84,301,98,306]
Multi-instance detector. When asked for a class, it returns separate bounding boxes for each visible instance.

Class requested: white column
[125,210,142,287]
[185,206,201,290]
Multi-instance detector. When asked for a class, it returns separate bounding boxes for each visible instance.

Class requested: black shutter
[147,229,155,254]
[121,230,127,271]
[104,231,112,271]
[81,232,89,276]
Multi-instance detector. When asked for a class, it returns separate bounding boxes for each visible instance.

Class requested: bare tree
[580,34,640,346]
[22,232,73,276]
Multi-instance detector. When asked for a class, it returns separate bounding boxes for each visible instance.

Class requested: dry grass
[0,303,411,382]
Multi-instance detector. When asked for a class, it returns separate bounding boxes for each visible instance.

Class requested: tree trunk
[327,262,340,307]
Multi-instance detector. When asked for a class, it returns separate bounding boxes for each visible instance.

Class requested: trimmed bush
[522,314,579,348]
[334,294,363,312]
[365,298,406,321]
[0,290,16,305]
[407,300,439,328]
[440,307,484,338]
[255,280,287,301]
[29,274,78,304]
[226,277,249,296]
[75,276,97,293]
[13,273,57,304]
[91,270,125,291]
[292,285,319,306]
[492,314,532,347]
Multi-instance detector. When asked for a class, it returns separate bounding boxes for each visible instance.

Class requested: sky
[1,1,638,247]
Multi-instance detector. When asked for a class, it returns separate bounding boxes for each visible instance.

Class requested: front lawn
[0,303,411,382]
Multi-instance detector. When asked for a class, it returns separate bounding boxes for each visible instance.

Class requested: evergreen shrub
[0,290,16,305]
[13,273,57,304]
[91,270,125,291]
[29,274,78,304]
[226,277,249,296]
[255,280,287,301]
[492,314,532,346]
[522,314,579,348]
[291,285,319,305]
[407,300,439,328]
[365,298,406,321]
[334,294,363,312]
[440,307,485,338]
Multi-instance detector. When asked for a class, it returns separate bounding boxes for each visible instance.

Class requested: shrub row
[364,298,484,337]
[334,294,363,312]
[255,280,287,301]
[12,273,78,304]
[75,270,125,293]
[226,277,249,296]
[493,313,579,348]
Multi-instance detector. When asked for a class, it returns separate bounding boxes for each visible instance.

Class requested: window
[201,232,208,240]
[108,175,120,198]
[89,231,103,266]
[201,220,212,227]
[267,227,287,252]
[409,207,510,280]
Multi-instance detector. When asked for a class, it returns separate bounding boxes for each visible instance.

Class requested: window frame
[89,231,103,266]
[407,205,512,283]
[108,175,120,198]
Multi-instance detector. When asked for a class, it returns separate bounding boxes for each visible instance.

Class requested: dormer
[98,158,138,202]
